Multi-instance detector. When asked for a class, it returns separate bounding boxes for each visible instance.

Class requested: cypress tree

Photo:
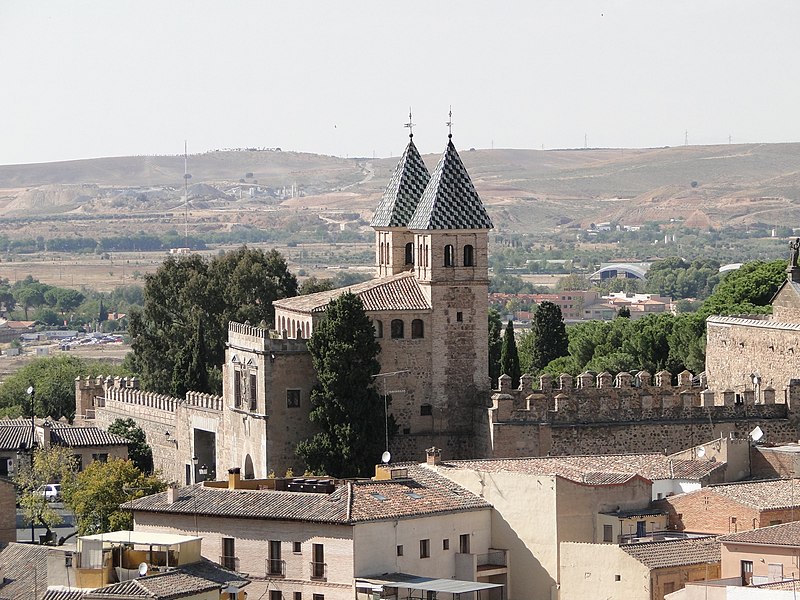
[500,320,521,388]
[530,301,569,373]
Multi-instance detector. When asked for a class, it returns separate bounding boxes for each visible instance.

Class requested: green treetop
[499,320,521,388]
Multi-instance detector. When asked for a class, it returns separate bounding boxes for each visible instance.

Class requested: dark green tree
[499,320,521,388]
[98,298,109,322]
[296,292,385,477]
[129,247,297,395]
[108,418,154,474]
[528,301,569,374]
[488,308,503,388]
[617,306,631,318]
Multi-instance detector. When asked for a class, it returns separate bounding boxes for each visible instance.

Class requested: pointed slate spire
[370,137,430,228]
[408,138,493,230]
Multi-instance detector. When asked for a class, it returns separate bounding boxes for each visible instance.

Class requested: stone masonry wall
[705,316,800,393]
[483,371,800,458]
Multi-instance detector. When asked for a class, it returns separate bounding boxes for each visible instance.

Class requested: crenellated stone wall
[481,371,800,458]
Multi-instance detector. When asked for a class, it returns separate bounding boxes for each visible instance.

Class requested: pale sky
[1,1,799,165]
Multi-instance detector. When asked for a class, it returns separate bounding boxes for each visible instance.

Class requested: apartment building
[125,465,506,600]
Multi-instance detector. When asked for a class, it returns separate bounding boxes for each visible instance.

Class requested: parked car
[36,483,61,502]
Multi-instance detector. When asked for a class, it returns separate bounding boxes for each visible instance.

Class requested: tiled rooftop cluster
[721,519,800,546]
[125,465,488,524]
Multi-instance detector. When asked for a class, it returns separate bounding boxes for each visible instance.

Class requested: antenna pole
[184,141,189,248]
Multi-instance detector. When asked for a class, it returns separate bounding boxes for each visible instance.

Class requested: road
[16,503,77,544]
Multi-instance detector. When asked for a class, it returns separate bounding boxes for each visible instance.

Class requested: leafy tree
[296,292,385,477]
[299,277,335,295]
[555,274,590,291]
[701,259,786,316]
[44,288,85,316]
[526,302,569,374]
[488,308,503,388]
[14,446,79,541]
[12,277,50,319]
[0,355,129,420]
[129,247,297,396]
[64,458,166,535]
[499,320,521,388]
[108,418,154,474]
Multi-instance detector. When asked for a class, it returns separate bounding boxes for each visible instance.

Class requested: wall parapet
[227,320,308,354]
[490,370,795,425]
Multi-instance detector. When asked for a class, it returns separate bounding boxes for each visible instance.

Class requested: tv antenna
[684,130,688,146]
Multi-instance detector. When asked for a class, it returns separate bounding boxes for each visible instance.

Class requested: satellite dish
[26,386,33,395]
[696,446,706,458]
[750,426,764,442]
[381,451,391,464]
[138,562,149,577]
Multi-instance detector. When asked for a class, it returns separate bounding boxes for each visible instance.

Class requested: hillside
[1,143,799,238]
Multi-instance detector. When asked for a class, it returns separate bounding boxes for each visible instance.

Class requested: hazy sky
[2,1,799,165]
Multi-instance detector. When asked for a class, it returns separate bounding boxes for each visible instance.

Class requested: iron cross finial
[446,106,453,139]
[404,107,415,138]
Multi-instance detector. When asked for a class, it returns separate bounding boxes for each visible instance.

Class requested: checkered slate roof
[0,543,51,600]
[370,138,430,228]
[435,453,723,486]
[720,520,800,547]
[273,272,431,314]
[125,465,488,524]
[407,139,493,231]
[705,478,800,510]
[621,536,720,569]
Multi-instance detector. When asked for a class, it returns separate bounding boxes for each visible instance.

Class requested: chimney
[166,483,178,504]
[228,467,241,490]
[426,446,442,467]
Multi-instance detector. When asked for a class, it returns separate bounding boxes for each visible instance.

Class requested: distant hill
[1,143,799,234]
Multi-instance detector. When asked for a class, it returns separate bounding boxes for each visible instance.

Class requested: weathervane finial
[446,106,453,139]
[404,107,415,139]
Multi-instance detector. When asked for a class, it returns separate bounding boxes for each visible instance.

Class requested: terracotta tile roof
[42,591,86,600]
[273,272,431,314]
[126,465,488,524]
[85,570,220,599]
[408,139,493,231]
[0,425,34,452]
[0,421,128,451]
[0,543,52,600]
[755,579,800,591]
[705,478,800,510]
[435,453,723,485]
[720,520,800,547]
[370,137,430,228]
[49,424,128,448]
[621,536,720,569]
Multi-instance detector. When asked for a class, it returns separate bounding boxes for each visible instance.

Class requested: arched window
[463,244,475,267]
[379,242,384,265]
[391,319,404,339]
[418,244,423,268]
[374,319,383,338]
[411,319,424,339]
[244,455,255,480]
[405,242,413,265]
[424,244,429,267]
[444,244,454,267]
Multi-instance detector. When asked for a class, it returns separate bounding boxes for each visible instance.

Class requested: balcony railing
[266,558,286,577]
[220,555,239,571]
[477,551,507,568]
[310,561,327,581]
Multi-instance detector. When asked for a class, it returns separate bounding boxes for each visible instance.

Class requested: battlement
[75,375,223,418]
[227,321,309,354]
[490,371,796,425]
